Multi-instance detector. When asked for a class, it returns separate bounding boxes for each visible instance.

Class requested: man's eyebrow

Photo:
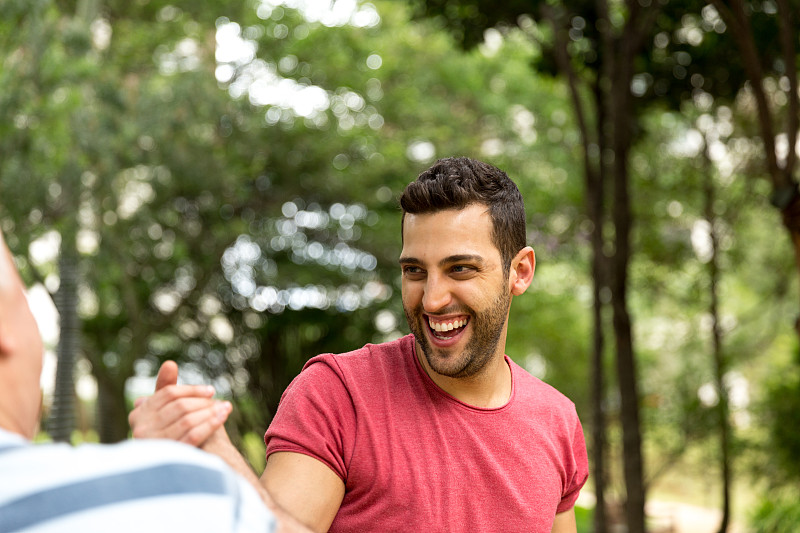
[398,254,485,267]
[442,254,485,267]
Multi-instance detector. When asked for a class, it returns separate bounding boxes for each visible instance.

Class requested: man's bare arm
[262,451,345,533]
[201,431,317,533]
[551,508,577,533]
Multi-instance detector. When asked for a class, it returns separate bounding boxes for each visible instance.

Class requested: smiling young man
[130,157,588,532]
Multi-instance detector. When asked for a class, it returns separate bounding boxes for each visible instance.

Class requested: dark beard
[404,287,510,379]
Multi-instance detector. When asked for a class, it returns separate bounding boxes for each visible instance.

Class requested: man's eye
[451,265,474,274]
[403,266,424,275]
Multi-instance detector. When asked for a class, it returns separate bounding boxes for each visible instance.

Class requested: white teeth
[428,318,467,332]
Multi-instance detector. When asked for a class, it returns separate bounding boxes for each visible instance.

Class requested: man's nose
[422,273,452,312]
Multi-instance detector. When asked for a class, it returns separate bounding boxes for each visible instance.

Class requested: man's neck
[0,410,31,441]
[415,343,512,409]
[0,422,27,441]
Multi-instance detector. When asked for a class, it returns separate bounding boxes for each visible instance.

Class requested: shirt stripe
[0,444,23,456]
[0,463,229,532]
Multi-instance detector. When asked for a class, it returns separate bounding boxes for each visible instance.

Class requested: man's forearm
[201,429,314,533]
[201,429,269,505]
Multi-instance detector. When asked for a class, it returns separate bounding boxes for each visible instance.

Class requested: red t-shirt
[265,334,588,532]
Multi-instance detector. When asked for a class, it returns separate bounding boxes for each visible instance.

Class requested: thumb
[155,360,179,391]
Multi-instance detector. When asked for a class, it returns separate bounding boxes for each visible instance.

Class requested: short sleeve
[265,356,357,482]
[556,413,589,513]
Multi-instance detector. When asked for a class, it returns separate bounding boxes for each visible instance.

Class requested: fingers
[132,360,188,409]
[133,398,232,444]
[130,396,231,446]
[155,360,179,391]
[128,361,234,447]
[176,401,232,446]
[133,384,208,411]
[144,383,216,412]
[130,383,217,433]
[130,394,216,435]
[130,385,227,442]
[154,396,223,429]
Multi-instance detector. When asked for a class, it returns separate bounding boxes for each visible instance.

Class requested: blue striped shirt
[0,429,277,533]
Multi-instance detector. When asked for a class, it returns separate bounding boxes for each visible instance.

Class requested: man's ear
[508,246,535,296]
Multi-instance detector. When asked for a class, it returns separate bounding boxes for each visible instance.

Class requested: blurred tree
[643,0,800,338]
[701,131,733,533]
[705,0,800,337]
[630,98,797,532]
[0,0,91,442]
[642,4,800,530]
[1,0,262,442]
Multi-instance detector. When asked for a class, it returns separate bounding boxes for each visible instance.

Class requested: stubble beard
[404,288,511,379]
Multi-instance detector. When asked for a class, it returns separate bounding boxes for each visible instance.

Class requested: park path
[646,500,744,533]
[578,492,745,533]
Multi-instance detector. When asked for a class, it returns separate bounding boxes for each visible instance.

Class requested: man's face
[399,204,511,379]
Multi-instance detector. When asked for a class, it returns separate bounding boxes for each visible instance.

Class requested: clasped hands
[128,360,232,447]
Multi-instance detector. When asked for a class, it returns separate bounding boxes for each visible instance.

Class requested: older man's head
[0,230,44,439]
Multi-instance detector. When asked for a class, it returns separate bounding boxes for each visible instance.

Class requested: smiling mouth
[427,316,469,340]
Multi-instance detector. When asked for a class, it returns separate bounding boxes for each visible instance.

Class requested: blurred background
[2,0,800,531]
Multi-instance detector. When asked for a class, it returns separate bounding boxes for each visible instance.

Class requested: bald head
[0,230,44,439]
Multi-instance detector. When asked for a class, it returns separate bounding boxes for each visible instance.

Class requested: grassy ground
[575,505,593,532]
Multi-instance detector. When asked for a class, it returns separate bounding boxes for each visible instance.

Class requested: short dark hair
[399,157,527,270]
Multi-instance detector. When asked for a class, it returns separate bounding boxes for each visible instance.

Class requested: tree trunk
[96,369,130,443]
[607,16,645,532]
[703,139,731,533]
[589,84,609,533]
[610,165,645,533]
[590,209,608,533]
[540,8,611,527]
[46,0,100,445]
[48,242,79,442]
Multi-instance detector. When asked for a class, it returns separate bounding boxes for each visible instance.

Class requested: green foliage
[756,364,800,485]
[750,490,800,533]
[574,504,593,533]
[240,430,268,474]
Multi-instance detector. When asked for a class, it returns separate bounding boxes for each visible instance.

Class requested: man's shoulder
[4,435,231,476]
[286,334,416,400]
[304,334,414,372]
[509,358,578,414]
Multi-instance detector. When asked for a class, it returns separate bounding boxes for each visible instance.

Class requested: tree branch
[710,0,783,186]
[539,4,597,182]
[624,0,660,60]
[776,0,799,177]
